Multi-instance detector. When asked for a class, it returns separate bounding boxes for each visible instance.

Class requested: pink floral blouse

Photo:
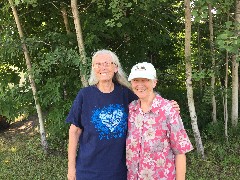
[126,94,193,180]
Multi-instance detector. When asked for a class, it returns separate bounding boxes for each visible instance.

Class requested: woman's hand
[67,167,76,180]
[171,100,180,113]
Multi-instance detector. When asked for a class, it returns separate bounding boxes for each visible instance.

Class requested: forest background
[0,0,240,179]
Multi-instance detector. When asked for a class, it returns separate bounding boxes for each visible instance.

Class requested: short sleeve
[167,108,193,155]
[127,88,138,104]
[65,90,83,128]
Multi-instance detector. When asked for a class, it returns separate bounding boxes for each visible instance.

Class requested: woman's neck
[97,81,114,93]
[140,93,156,113]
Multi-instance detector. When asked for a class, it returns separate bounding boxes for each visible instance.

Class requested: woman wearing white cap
[126,62,193,180]
[66,50,181,180]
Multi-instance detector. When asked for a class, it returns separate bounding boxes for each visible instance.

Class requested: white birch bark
[224,51,229,140]
[231,0,240,127]
[71,0,88,87]
[208,3,217,123]
[184,0,205,159]
[9,0,48,153]
[231,55,238,127]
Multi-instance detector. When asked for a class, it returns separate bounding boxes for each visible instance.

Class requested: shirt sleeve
[167,107,193,155]
[65,90,83,128]
[127,88,138,104]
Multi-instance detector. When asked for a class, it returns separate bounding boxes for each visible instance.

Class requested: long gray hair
[88,49,131,89]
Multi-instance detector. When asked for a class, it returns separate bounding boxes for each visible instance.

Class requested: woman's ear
[114,65,118,73]
[152,79,157,88]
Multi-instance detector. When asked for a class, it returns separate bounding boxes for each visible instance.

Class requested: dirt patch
[0,115,39,139]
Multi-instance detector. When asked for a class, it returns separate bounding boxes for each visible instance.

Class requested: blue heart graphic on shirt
[99,109,123,132]
[91,104,127,140]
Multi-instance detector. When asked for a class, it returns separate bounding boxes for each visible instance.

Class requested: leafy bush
[0,82,34,122]
[31,44,90,145]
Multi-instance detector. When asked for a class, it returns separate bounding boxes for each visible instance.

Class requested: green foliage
[5,0,185,145]
[46,104,70,148]
[105,0,132,27]
[159,85,230,131]
[192,3,209,22]
[14,0,38,6]
[31,44,89,143]
[0,85,34,121]
[192,69,214,81]
[0,34,24,70]
[0,64,34,121]
[216,21,240,54]
[82,0,182,71]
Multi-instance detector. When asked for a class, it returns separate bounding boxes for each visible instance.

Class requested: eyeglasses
[93,61,115,69]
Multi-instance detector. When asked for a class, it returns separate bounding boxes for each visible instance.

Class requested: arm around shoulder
[170,100,180,113]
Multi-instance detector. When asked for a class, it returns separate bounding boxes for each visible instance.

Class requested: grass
[0,131,67,180]
[0,124,240,180]
[186,136,240,180]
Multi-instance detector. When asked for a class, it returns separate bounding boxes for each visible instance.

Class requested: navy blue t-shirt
[66,83,137,180]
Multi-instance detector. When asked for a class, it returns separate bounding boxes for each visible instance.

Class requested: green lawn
[1,126,240,180]
[0,130,67,180]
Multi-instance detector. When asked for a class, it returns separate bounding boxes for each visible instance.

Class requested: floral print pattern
[126,94,193,180]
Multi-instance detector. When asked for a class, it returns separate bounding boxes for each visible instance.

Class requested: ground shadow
[0,115,39,139]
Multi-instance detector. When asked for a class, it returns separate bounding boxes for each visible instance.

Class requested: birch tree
[71,0,88,87]
[9,0,48,153]
[221,10,230,140]
[224,50,229,140]
[231,0,240,127]
[208,3,217,123]
[61,3,70,99]
[197,25,203,96]
[184,0,205,158]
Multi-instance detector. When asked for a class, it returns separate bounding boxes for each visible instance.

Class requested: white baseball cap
[128,62,157,81]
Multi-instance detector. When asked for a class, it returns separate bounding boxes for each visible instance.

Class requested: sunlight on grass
[10,147,17,153]
[4,159,10,163]
[14,114,27,122]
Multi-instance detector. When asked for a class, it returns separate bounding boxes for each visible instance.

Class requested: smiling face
[92,53,118,83]
[131,78,157,100]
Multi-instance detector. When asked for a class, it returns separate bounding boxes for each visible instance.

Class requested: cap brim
[128,72,155,81]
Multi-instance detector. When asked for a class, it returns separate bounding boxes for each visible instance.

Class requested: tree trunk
[232,0,240,127]
[184,0,205,159]
[61,3,70,100]
[71,0,88,87]
[61,3,71,34]
[231,55,238,127]
[224,51,229,141]
[208,3,217,123]
[9,0,48,153]
[197,24,203,96]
